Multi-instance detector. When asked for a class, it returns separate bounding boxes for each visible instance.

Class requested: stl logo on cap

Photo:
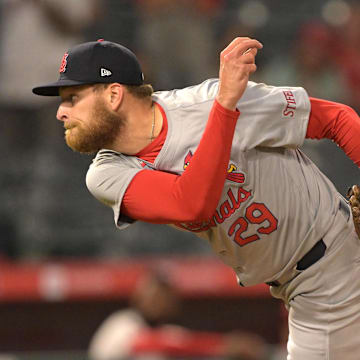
[59,52,69,73]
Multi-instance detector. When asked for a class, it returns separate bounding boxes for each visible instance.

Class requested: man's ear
[107,83,124,111]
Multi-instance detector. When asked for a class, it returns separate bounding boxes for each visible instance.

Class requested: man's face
[57,85,124,154]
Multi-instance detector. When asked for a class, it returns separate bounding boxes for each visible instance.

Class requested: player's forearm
[306,97,360,166]
[171,100,239,220]
[122,100,239,223]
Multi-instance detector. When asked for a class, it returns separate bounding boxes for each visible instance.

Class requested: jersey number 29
[228,202,278,246]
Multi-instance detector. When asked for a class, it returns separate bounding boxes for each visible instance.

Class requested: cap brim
[32,79,92,96]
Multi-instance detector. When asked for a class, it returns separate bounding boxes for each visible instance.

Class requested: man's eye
[60,94,78,105]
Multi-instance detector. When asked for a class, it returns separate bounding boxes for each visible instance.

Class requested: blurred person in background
[258,20,358,193]
[133,0,220,89]
[88,270,270,360]
[0,0,101,257]
[260,21,348,106]
[330,0,360,113]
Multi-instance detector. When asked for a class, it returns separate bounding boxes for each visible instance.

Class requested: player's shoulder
[87,149,140,180]
[153,79,307,108]
[243,81,307,96]
[239,81,310,110]
[153,78,220,110]
[89,149,138,168]
[91,149,123,166]
[86,150,142,198]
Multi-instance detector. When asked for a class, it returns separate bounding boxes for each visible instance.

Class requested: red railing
[0,256,270,301]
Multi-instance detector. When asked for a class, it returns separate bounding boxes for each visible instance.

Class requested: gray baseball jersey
[86,79,345,286]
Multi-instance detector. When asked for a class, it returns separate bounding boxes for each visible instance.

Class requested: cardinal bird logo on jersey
[226,164,245,183]
[183,150,193,170]
[183,150,245,184]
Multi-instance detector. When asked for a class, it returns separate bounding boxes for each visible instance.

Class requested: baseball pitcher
[33,38,360,359]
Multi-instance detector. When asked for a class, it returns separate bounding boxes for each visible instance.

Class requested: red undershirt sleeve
[121,100,239,224]
[306,97,360,166]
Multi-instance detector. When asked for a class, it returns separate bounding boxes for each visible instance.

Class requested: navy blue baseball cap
[32,39,144,96]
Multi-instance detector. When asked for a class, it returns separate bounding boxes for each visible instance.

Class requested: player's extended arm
[121,38,262,224]
[123,101,238,223]
[306,97,360,166]
[307,99,360,238]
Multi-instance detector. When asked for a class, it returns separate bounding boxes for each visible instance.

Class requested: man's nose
[56,104,69,122]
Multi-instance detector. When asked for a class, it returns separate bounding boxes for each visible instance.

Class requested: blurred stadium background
[0,0,359,359]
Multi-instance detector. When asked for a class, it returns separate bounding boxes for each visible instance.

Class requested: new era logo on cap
[100,68,112,77]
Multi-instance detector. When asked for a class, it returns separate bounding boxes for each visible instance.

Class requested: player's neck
[111,98,162,155]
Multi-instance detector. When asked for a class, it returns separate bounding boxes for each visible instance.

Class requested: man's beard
[65,99,124,154]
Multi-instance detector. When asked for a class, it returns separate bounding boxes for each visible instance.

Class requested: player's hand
[347,185,360,239]
[216,37,263,111]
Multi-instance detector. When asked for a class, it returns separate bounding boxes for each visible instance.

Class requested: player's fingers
[226,39,263,60]
[221,37,251,57]
[243,63,257,75]
[240,48,259,64]
[242,46,259,56]
[222,39,262,64]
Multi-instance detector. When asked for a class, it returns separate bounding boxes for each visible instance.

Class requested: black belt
[266,239,326,287]
[266,199,351,288]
